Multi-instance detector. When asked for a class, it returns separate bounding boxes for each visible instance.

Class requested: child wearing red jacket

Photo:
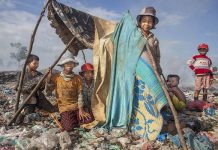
[187,43,214,101]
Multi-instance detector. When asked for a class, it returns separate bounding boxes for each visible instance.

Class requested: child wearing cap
[79,63,94,111]
[187,43,214,101]
[136,6,162,75]
[46,57,95,131]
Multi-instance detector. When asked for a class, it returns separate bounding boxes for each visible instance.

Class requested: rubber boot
[194,96,198,101]
[203,94,207,101]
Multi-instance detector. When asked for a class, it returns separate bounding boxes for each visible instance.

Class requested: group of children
[166,42,215,112]
[16,6,215,135]
[16,54,96,131]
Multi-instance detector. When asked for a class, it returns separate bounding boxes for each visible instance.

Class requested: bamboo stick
[50,113,63,130]
[8,37,76,126]
[146,44,188,150]
[14,0,52,112]
[81,50,87,63]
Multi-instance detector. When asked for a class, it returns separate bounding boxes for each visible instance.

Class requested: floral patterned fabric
[130,57,167,140]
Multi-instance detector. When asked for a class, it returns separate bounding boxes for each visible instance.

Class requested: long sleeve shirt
[187,54,213,75]
[46,73,83,113]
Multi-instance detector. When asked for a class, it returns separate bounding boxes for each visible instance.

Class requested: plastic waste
[15,138,31,149]
[23,113,40,123]
[31,125,46,134]
[168,128,214,150]
[110,128,127,138]
[157,133,168,142]
[58,131,72,150]
[204,107,216,117]
[29,132,59,150]
[117,137,131,147]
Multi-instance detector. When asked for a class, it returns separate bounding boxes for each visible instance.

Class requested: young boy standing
[187,43,214,101]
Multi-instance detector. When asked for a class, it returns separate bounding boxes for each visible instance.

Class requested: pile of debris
[0,76,218,150]
[0,71,18,84]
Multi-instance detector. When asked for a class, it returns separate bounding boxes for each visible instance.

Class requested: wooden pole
[81,50,87,63]
[14,0,52,112]
[8,37,76,126]
[146,45,187,150]
[50,113,63,130]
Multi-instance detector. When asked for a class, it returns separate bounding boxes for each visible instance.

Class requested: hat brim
[57,61,79,67]
[57,63,79,67]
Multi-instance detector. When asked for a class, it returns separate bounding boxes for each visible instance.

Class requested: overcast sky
[0,0,217,86]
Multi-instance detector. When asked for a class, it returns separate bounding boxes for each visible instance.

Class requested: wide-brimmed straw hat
[57,57,79,67]
[136,7,159,27]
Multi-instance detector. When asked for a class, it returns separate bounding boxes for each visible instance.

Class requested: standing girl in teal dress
[105,7,167,142]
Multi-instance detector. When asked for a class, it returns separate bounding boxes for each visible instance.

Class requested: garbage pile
[0,71,18,84]
[0,73,218,150]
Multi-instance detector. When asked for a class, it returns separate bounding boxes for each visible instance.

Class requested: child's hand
[79,108,91,121]
[186,60,193,66]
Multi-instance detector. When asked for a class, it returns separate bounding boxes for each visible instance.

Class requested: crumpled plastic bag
[29,132,59,150]
[168,128,214,150]
[110,128,127,138]
[89,127,108,137]
[79,129,96,140]
[0,136,15,147]
[117,137,131,147]
[58,131,72,150]
[108,144,121,150]
[15,138,31,150]
[31,125,46,134]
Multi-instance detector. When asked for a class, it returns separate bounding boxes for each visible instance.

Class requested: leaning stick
[50,113,63,130]
[8,37,76,126]
[146,45,187,150]
[14,0,52,112]
[81,50,87,63]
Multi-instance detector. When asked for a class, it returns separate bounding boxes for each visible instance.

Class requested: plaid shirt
[82,79,94,109]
